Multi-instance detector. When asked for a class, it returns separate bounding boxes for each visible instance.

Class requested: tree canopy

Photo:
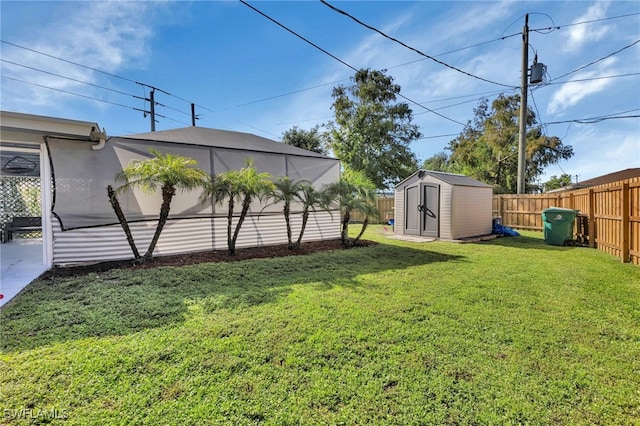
[423,94,573,193]
[281,126,327,155]
[327,69,421,190]
[544,173,574,192]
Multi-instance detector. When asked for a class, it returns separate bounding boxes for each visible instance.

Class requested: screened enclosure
[46,127,341,264]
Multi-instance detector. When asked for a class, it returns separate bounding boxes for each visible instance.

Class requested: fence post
[622,182,630,263]
[588,188,596,249]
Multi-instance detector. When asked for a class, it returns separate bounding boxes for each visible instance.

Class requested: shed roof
[396,169,492,188]
[121,126,333,159]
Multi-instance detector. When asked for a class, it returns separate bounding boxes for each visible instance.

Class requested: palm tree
[351,188,378,246]
[107,185,140,260]
[295,184,333,249]
[202,160,273,255]
[327,169,378,247]
[267,177,310,249]
[116,148,209,262]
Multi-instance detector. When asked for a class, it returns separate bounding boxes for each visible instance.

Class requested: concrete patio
[0,238,48,307]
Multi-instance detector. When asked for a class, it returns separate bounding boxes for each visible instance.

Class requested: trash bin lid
[542,207,579,213]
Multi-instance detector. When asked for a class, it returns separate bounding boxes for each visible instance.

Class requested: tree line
[282,69,574,194]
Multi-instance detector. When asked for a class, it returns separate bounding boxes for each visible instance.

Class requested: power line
[417,133,459,140]
[1,75,191,126]
[1,40,139,85]
[544,108,640,125]
[2,75,139,111]
[0,39,214,114]
[320,0,516,89]
[530,11,640,33]
[550,39,640,82]
[1,58,139,99]
[240,0,465,126]
[2,58,196,119]
[239,0,356,72]
[549,115,639,124]
[541,72,640,87]
[229,79,347,109]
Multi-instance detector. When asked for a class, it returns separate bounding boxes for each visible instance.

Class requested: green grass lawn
[1,226,639,425]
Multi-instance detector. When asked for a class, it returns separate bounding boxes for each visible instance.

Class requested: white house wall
[51,211,339,265]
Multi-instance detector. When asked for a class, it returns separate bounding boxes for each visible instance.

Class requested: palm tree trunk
[143,186,174,262]
[283,202,294,249]
[295,208,310,249]
[226,197,235,255]
[341,209,351,247]
[230,196,251,255]
[107,185,140,260]
[352,217,369,246]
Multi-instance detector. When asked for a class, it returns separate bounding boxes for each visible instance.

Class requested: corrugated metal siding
[52,212,340,265]
[451,186,492,239]
[227,211,339,250]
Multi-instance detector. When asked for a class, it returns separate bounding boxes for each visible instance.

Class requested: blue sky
[1,1,638,184]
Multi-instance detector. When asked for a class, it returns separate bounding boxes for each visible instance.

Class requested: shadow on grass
[483,234,586,251]
[1,243,463,352]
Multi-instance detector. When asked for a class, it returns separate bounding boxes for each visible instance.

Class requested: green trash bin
[542,207,579,246]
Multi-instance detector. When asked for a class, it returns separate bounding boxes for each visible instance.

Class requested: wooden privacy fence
[493,177,640,265]
[350,196,395,224]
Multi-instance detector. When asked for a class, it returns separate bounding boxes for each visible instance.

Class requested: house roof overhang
[0,110,103,145]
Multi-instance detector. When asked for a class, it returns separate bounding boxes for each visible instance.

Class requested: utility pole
[149,89,156,132]
[191,103,196,126]
[517,14,529,195]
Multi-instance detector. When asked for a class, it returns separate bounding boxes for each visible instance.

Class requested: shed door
[404,184,420,235]
[420,183,439,238]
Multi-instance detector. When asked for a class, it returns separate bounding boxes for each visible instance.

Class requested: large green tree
[427,94,573,193]
[115,148,209,262]
[327,69,421,190]
[281,126,327,155]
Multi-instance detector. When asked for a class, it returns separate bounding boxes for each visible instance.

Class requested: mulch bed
[40,239,377,279]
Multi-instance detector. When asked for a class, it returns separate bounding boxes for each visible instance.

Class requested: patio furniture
[1,216,41,243]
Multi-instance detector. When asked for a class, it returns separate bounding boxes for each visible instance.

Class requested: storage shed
[394,170,493,240]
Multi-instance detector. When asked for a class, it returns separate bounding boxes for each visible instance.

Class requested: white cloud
[1,2,158,111]
[547,57,617,114]
[564,1,612,52]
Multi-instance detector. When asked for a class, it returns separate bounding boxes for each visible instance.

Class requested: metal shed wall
[450,185,493,239]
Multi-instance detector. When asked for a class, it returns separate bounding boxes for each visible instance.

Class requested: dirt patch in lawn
[40,239,377,279]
